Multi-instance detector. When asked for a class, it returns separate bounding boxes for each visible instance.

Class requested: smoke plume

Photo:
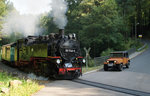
[2,0,68,37]
[2,11,39,36]
[50,0,68,29]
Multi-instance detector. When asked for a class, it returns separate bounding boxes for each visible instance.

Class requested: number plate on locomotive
[65,49,76,52]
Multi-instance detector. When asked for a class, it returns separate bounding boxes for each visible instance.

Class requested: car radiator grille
[109,61,114,63]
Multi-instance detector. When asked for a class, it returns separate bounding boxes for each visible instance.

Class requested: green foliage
[39,14,58,35]
[82,65,103,73]
[0,0,7,30]
[134,39,143,49]
[123,39,136,50]
[0,32,24,45]
[0,72,43,96]
[0,0,7,17]
[76,0,128,57]
[88,59,95,67]
[101,48,114,56]
[0,1,20,44]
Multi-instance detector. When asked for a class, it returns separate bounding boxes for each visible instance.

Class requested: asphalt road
[127,41,150,74]
[33,41,150,96]
[33,80,132,96]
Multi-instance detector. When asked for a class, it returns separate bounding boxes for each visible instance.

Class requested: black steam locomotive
[1,29,85,79]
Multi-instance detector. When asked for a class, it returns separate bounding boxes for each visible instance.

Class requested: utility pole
[135,17,139,40]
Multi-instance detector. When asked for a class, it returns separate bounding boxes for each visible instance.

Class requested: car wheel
[128,61,130,66]
[104,65,108,71]
[126,63,129,68]
[118,64,123,71]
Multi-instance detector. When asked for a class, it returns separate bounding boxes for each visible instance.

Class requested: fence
[127,48,136,55]
[94,56,109,66]
[137,43,147,51]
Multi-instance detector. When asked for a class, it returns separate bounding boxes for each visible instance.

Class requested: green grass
[145,44,149,50]
[0,72,44,96]
[137,44,149,53]
[82,65,103,73]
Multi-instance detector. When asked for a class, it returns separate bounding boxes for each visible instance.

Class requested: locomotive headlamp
[114,61,117,63]
[56,59,61,64]
[107,61,109,63]
[83,59,86,63]
[68,34,72,39]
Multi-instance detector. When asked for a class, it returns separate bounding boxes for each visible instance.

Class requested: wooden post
[84,47,91,71]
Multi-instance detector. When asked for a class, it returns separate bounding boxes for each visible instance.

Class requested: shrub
[100,48,114,56]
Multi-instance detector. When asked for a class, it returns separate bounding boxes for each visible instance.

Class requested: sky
[9,0,52,15]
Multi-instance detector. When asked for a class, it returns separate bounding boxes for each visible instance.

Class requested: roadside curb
[83,69,100,75]
[130,43,148,59]
[129,50,146,59]
[137,43,147,51]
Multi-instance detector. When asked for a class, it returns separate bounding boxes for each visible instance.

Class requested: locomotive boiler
[1,29,85,79]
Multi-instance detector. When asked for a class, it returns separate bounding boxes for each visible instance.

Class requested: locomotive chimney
[59,29,64,38]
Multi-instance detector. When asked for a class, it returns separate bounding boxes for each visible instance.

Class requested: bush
[134,40,143,49]
[100,48,114,56]
[121,39,135,50]
[88,59,95,67]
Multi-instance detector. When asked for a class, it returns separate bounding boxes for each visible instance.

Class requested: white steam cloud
[27,73,48,81]
[2,11,39,36]
[50,0,68,29]
[2,0,68,36]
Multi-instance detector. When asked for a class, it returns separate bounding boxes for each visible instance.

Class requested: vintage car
[104,51,130,71]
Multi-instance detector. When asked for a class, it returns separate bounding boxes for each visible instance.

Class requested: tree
[0,0,7,30]
[39,14,58,35]
[77,0,126,57]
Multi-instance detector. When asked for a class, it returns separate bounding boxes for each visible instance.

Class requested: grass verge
[137,44,148,52]
[0,72,44,96]
[82,65,103,73]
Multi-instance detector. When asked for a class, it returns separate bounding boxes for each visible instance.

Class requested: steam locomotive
[1,29,85,79]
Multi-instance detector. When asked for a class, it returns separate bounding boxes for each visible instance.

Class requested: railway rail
[73,79,150,96]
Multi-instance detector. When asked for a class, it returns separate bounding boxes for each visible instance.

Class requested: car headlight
[107,61,109,63]
[83,59,86,63]
[56,59,61,64]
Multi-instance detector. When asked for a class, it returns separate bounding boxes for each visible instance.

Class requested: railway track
[73,79,150,96]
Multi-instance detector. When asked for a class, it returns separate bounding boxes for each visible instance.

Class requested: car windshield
[110,53,124,57]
